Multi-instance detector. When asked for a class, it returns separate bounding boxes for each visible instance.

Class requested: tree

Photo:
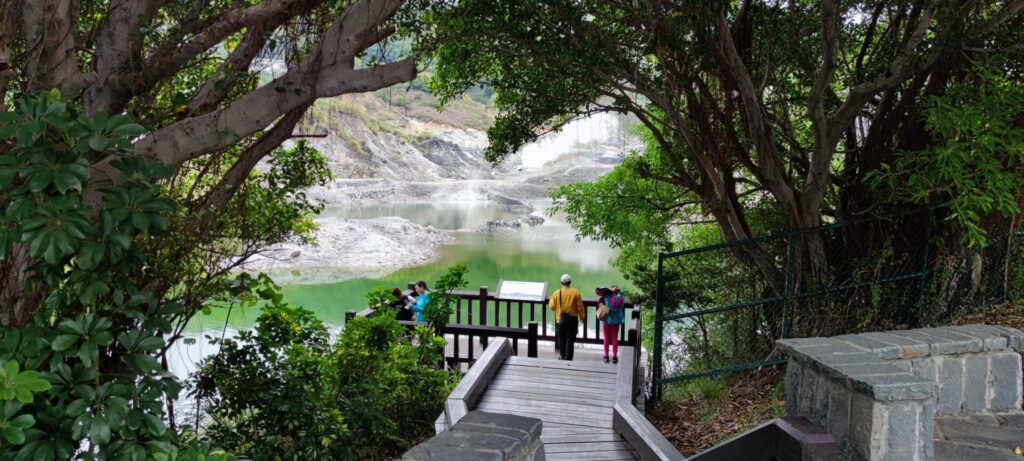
[0,0,420,326]
[420,0,1024,321]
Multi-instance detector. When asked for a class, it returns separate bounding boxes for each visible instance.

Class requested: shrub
[192,275,456,460]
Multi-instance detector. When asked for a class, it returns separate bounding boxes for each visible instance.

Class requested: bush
[0,93,233,460]
[192,277,455,460]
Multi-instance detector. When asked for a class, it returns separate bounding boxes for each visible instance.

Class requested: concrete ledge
[404,411,544,461]
[778,325,1024,461]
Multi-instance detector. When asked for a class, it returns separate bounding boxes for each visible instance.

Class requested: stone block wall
[403,411,545,461]
[777,324,1024,461]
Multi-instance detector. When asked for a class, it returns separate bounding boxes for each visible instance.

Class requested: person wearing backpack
[597,286,627,364]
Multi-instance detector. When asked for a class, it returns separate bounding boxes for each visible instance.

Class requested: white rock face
[242,95,644,280]
[238,217,454,284]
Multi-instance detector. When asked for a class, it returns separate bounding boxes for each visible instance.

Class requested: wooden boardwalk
[473,354,641,460]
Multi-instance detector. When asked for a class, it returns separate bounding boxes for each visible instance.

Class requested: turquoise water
[183,201,628,332]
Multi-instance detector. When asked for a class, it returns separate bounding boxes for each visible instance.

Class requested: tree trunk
[0,244,44,326]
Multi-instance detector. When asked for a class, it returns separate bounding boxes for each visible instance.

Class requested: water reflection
[318,201,519,230]
[182,201,627,333]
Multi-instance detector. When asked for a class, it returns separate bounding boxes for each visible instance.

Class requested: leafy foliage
[0,94,232,460]
[869,61,1024,246]
[422,264,469,329]
[192,277,454,460]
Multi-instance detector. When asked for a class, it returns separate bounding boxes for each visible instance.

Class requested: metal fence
[650,208,1023,400]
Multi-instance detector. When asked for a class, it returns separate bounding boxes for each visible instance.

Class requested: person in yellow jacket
[549,273,585,360]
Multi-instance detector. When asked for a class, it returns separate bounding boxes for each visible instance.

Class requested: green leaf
[10,414,35,429]
[51,335,79,351]
[65,399,88,417]
[77,241,104,270]
[110,123,146,137]
[88,418,111,445]
[143,413,165,436]
[87,135,109,152]
[52,171,82,194]
[2,426,25,445]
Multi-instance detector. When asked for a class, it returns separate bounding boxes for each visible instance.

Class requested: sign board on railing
[495,279,548,302]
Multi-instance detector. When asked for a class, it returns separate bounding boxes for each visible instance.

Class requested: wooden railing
[349,285,637,342]
[613,345,686,461]
[687,417,838,461]
[397,320,539,366]
[439,339,512,431]
[346,285,642,367]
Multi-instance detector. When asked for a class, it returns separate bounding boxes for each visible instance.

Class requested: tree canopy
[422,0,1024,296]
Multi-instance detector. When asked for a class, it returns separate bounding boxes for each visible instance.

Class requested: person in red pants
[597,286,626,364]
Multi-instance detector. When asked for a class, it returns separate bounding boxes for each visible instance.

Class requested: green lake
[183,201,629,333]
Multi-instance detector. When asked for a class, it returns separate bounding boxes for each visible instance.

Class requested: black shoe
[603,356,609,363]
[612,357,618,364]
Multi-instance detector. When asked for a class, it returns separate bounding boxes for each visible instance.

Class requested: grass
[647,366,786,456]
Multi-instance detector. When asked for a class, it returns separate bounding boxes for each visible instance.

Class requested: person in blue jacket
[598,286,627,363]
[411,280,431,322]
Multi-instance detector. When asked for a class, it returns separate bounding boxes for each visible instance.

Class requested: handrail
[687,416,837,461]
[442,339,511,430]
[613,345,685,461]
[347,286,642,347]
[395,320,539,358]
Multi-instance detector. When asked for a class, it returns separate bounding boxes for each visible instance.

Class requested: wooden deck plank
[486,389,615,407]
[546,449,639,460]
[487,381,614,400]
[544,441,634,453]
[501,364,618,382]
[475,400,612,422]
[539,426,617,435]
[542,433,624,444]
[506,356,617,373]
[491,373,612,390]
[463,355,644,460]
[478,396,614,416]
[473,404,612,429]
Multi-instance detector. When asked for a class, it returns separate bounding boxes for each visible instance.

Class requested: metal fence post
[916,215,932,326]
[652,253,665,401]
[782,233,797,339]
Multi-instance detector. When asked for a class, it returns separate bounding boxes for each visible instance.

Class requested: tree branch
[187,22,272,114]
[83,0,163,114]
[93,0,412,179]
[191,102,311,233]
[23,0,92,95]
[138,0,316,102]
[0,0,21,111]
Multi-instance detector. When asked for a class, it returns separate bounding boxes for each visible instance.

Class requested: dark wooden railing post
[345,310,356,322]
[527,321,538,358]
[478,286,489,347]
[630,308,642,366]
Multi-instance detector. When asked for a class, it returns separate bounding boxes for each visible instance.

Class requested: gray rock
[404,411,544,461]
[937,357,965,415]
[963,355,989,412]
[989,352,1023,411]
[470,214,546,233]
[883,403,921,461]
[848,372,938,401]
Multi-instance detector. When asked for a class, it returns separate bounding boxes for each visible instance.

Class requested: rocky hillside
[299,89,505,181]
[297,86,641,188]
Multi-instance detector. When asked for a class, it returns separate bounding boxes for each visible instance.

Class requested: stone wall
[777,324,1024,461]
[403,411,545,461]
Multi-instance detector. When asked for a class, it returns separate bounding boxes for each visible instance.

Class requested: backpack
[607,294,625,310]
